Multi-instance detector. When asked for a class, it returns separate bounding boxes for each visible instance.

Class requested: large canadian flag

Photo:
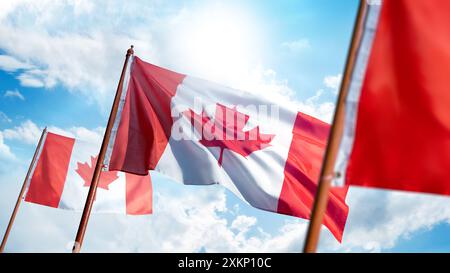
[334,0,450,196]
[25,131,152,215]
[104,56,349,241]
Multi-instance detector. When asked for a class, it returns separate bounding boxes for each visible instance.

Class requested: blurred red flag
[335,0,450,196]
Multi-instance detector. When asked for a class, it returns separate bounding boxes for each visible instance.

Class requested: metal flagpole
[72,45,134,253]
[0,127,47,253]
[303,0,368,253]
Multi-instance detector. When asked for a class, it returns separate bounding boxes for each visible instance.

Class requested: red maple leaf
[76,155,119,190]
[184,103,275,166]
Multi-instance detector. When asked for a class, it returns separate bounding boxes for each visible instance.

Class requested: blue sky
[1,0,450,253]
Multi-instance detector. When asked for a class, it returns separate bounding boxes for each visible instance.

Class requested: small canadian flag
[24,131,152,215]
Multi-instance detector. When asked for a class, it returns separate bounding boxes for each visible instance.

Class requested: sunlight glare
[173,4,263,85]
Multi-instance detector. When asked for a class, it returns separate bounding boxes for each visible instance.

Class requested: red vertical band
[125,173,153,215]
[109,57,186,175]
[25,132,75,208]
[278,112,349,242]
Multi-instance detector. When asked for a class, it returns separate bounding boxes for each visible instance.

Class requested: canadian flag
[334,0,450,196]
[104,56,349,241]
[25,131,152,215]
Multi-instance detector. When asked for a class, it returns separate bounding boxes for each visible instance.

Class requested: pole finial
[127,45,134,56]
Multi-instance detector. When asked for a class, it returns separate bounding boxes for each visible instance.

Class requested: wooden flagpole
[0,127,47,253]
[303,0,368,253]
[72,45,134,253]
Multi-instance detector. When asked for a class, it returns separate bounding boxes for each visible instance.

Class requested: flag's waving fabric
[334,0,450,197]
[25,131,152,215]
[105,56,349,241]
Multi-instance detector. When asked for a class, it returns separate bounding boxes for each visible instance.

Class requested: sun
[170,3,264,85]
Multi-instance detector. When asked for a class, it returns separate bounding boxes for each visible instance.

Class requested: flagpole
[303,0,368,253]
[72,45,134,253]
[0,127,47,253]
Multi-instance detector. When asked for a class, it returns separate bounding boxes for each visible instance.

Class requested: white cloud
[128,189,296,253]
[0,112,12,123]
[0,27,145,103]
[4,89,25,100]
[0,132,15,160]
[1,119,104,147]
[47,125,104,145]
[297,89,335,123]
[281,39,311,52]
[0,55,33,72]
[320,188,450,253]
[0,1,155,108]
[0,1,324,120]
[231,215,257,233]
[219,65,335,123]
[16,70,47,88]
[2,120,42,145]
[323,74,342,93]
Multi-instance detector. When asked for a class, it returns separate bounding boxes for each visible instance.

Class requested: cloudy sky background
[1,0,450,253]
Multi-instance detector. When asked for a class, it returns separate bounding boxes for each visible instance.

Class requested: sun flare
[172,4,263,84]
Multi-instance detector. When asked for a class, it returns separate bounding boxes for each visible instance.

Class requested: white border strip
[333,2,383,186]
[103,55,134,170]
[23,130,48,199]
